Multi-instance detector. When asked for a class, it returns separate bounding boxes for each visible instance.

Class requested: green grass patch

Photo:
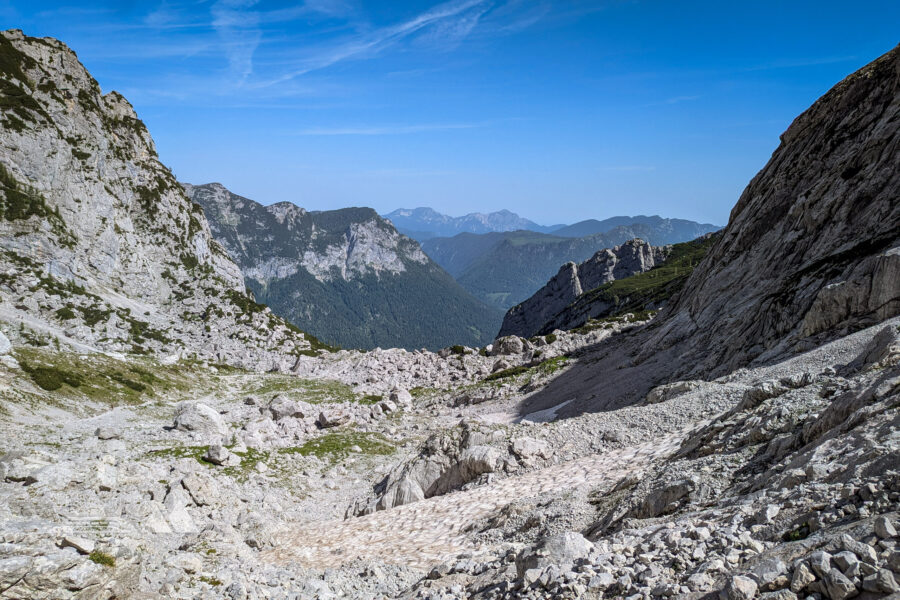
[572,235,718,322]
[483,356,570,383]
[410,386,432,397]
[280,432,395,461]
[88,550,116,567]
[572,311,658,335]
[147,445,211,466]
[10,348,217,407]
[536,355,569,375]
[484,365,530,382]
[199,575,222,586]
[54,306,76,320]
[222,448,271,479]
[243,375,356,404]
[77,305,112,327]
[20,360,83,391]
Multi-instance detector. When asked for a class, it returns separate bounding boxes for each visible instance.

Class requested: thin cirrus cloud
[211,0,263,82]
[253,0,546,87]
[37,0,554,98]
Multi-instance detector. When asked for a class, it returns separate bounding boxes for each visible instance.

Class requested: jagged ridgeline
[186,183,504,350]
[0,30,323,369]
[499,234,719,338]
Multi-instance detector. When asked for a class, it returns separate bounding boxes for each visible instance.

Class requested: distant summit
[382,207,562,241]
[384,207,721,244]
[552,215,720,240]
[188,184,502,350]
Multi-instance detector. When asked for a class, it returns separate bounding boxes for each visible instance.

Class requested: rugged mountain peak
[267,201,307,223]
[187,183,502,350]
[188,183,428,285]
[499,238,671,338]
[522,44,900,417]
[645,44,900,376]
[0,30,314,367]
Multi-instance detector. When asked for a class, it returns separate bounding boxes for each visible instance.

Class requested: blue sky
[4,1,899,225]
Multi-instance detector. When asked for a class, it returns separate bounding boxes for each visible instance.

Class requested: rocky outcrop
[187,183,431,285]
[186,183,503,350]
[0,30,314,368]
[347,421,511,516]
[521,43,900,418]
[643,44,900,378]
[421,219,721,311]
[499,239,670,338]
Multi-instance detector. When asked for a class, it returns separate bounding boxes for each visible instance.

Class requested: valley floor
[0,317,898,599]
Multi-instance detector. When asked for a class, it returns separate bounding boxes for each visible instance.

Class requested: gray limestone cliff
[0,30,315,368]
[522,43,900,418]
[185,183,503,350]
[499,239,671,338]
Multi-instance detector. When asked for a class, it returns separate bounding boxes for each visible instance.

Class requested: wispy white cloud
[254,0,545,87]
[412,2,491,50]
[39,0,560,100]
[211,0,262,83]
[302,0,359,20]
[34,5,113,19]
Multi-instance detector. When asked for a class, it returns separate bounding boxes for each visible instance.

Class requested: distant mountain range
[187,184,502,350]
[420,218,722,311]
[382,207,563,241]
[383,207,719,244]
[551,215,719,240]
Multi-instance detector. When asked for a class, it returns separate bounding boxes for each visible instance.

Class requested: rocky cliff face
[521,44,900,418]
[499,239,671,338]
[187,183,503,350]
[645,43,900,377]
[185,183,430,285]
[0,30,313,368]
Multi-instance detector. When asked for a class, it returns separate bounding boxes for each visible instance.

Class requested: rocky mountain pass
[0,25,898,600]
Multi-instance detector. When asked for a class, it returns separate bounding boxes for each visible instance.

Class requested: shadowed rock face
[647,43,900,377]
[499,239,671,338]
[523,44,900,418]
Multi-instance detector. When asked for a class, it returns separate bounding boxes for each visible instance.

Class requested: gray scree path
[264,435,683,570]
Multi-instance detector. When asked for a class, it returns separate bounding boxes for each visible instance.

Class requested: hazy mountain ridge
[421,219,721,310]
[553,214,720,239]
[188,183,503,350]
[383,207,562,240]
